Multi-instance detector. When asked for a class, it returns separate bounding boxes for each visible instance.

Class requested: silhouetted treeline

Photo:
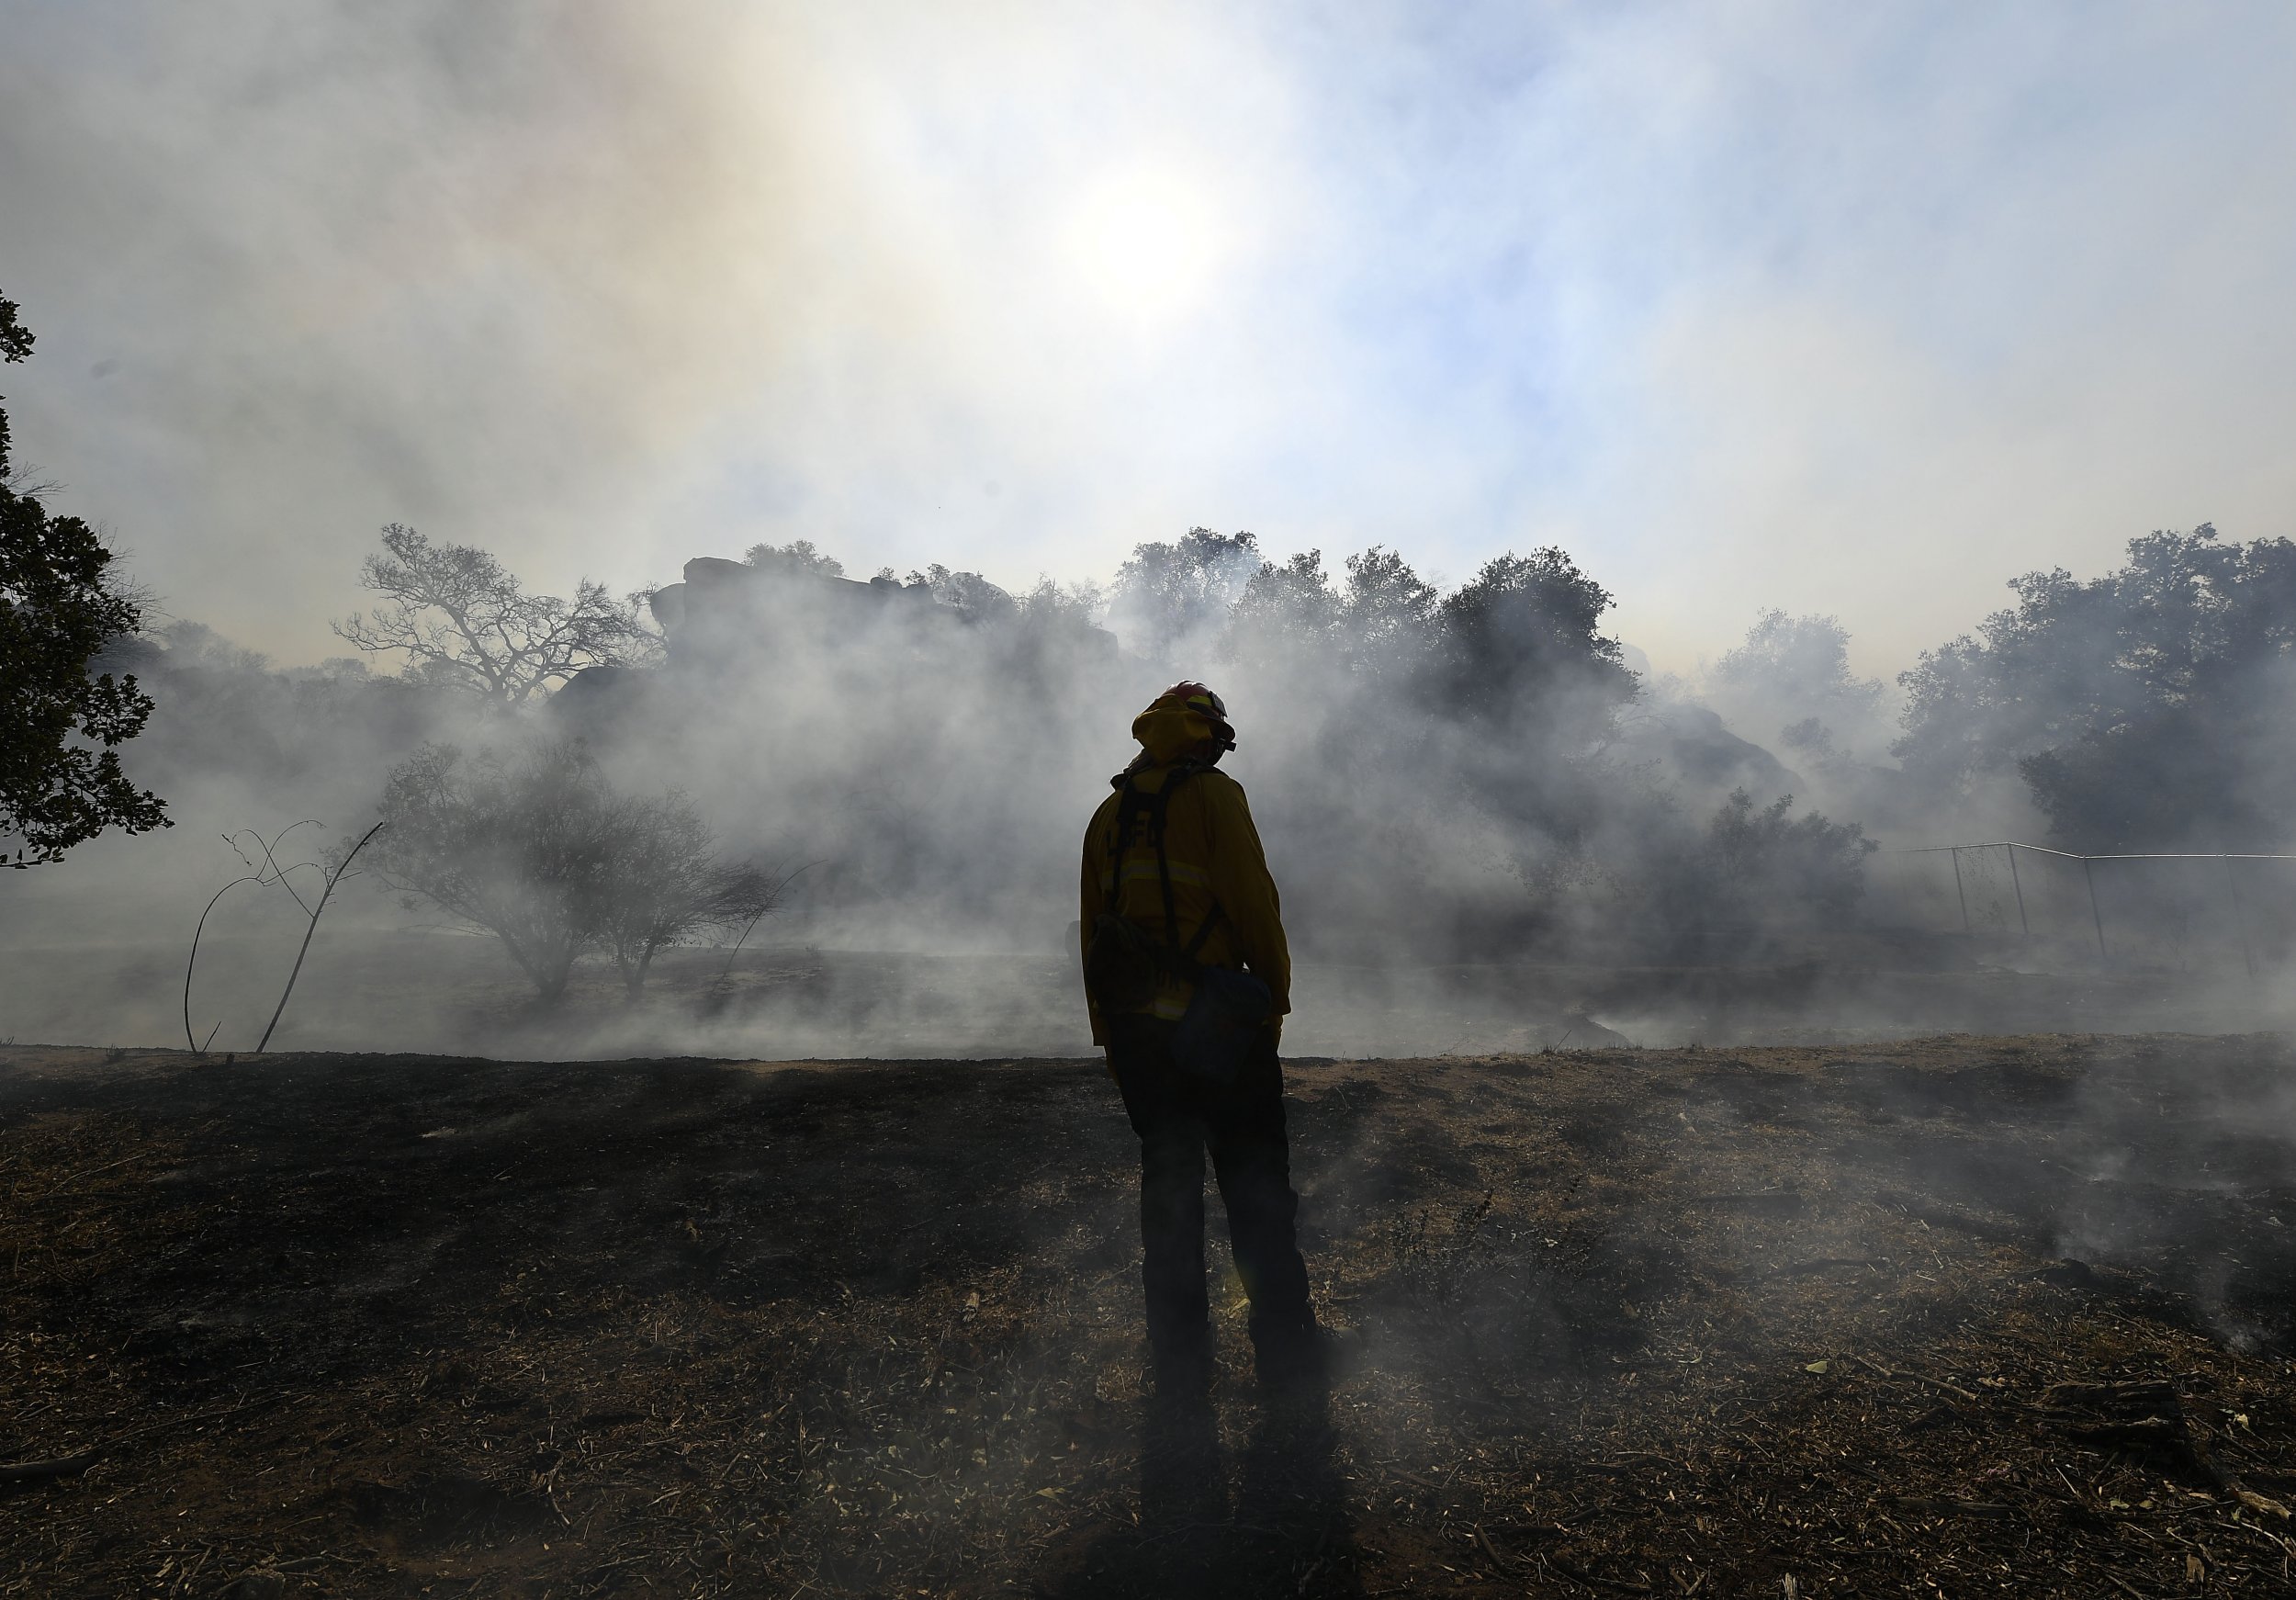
[96,623,479,812]
[1096,531,1868,956]
[1895,524,2296,852]
[84,516,2296,970]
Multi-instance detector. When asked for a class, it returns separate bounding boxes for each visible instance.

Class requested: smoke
[7,4,2296,680]
[0,1,1316,659]
[7,6,2296,1055]
[13,514,2292,1062]
[15,494,2296,1072]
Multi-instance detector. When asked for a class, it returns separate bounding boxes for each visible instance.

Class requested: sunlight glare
[1061,167,1224,323]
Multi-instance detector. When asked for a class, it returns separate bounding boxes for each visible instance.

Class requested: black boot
[1249,1315,1332,1396]
[1148,1326,1214,1407]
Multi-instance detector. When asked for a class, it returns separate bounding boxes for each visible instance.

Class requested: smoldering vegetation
[12,520,2296,1054]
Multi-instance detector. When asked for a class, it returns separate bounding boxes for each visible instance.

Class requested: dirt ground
[3,1035,2294,1597]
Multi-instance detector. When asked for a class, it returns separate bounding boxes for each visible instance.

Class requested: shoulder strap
[1104,775,1167,890]
[1104,762,1221,974]
[1181,900,1226,963]
[1148,766,1202,954]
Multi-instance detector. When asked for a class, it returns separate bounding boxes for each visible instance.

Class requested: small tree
[332,524,645,704]
[744,538,845,578]
[1224,549,1340,669]
[369,739,776,1001]
[1696,788,1876,929]
[897,563,1018,626]
[1,293,168,865]
[1709,610,1885,764]
[1221,545,1442,680]
[1109,527,1261,655]
[593,792,784,999]
[1341,546,1438,678]
[1426,547,1637,737]
[368,740,620,999]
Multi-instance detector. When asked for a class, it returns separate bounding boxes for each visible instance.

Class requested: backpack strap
[1180,900,1226,965]
[1103,774,1169,896]
[1148,772,1187,955]
[1103,761,1221,975]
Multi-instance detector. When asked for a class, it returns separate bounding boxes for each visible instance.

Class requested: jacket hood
[1131,694,1221,765]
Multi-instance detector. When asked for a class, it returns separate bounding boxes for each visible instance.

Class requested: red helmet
[1158,681,1236,750]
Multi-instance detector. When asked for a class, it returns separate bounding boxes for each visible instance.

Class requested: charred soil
[2,1035,2294,1596]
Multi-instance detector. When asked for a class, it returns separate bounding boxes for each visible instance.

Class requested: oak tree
[333,524,647,704]
[0,294,167,865]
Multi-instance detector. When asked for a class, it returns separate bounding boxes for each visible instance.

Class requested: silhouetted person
[1079,682,1322,1402]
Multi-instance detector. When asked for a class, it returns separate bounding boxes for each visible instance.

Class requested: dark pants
[1107,1014,1316,1372]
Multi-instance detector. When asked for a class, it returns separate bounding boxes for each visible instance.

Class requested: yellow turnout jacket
[1077,705,1291,1045]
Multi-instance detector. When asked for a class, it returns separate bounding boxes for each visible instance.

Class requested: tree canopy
[368,739,775,1000]
[1427,548,1636,734]
[368,740,615,999]
[0,293,168,866]
[745,539,846,579]
[333,524,647,703]
[1896,524,2296,851]
[1109,527,1262,652]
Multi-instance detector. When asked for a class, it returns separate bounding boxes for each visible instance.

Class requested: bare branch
[329,524,643,704]
[226,821,323,917]
[183,873,263,1054]
[253,819,385,1052]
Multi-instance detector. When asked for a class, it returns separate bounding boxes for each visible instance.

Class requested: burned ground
[2,1035,2294,1596]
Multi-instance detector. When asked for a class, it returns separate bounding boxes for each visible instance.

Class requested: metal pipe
[2083,855,2108,963]
[1886,842,2296,862]
[2224,853,2257,989]
[2007,843,2030,939]
[1951,846,1971,937]
[1883,844,2296,853]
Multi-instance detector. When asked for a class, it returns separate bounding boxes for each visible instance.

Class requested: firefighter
[1079,682,1322,1400]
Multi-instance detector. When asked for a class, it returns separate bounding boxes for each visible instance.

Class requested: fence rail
[1874,841,2296,975]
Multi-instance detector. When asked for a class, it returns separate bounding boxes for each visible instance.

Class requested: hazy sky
[5,1,2293,674]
